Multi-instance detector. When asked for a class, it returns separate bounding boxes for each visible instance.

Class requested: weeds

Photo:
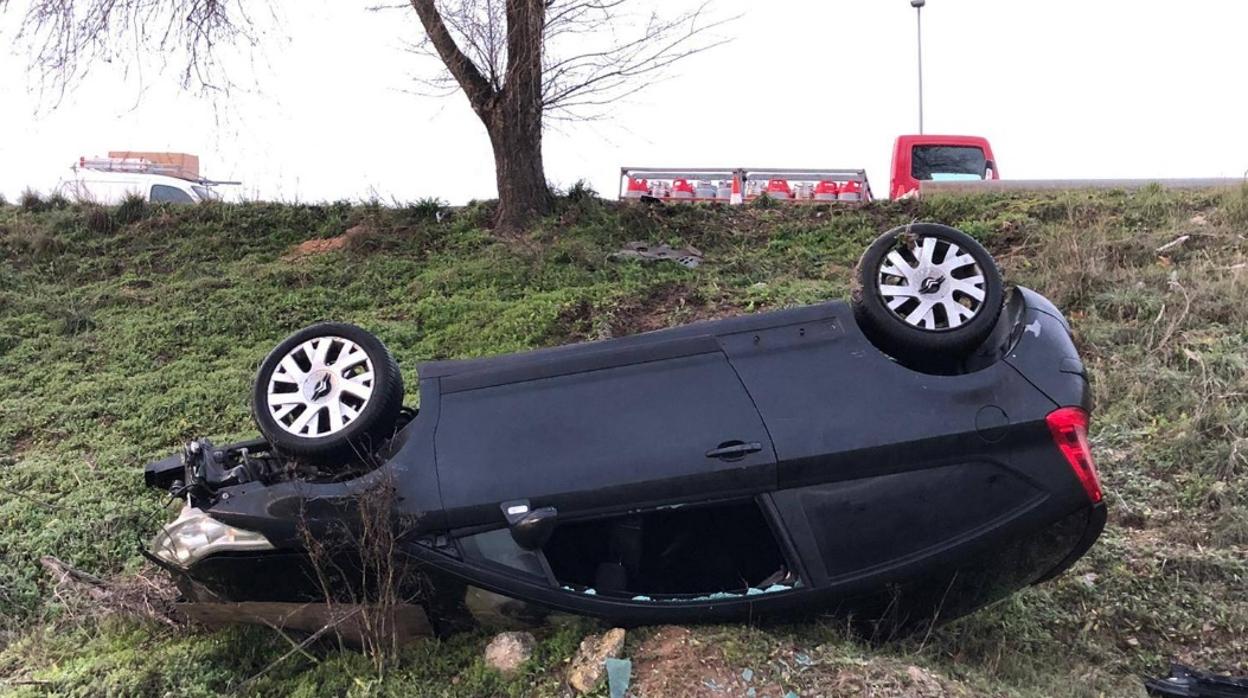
[113,193,148,225]
[0,220,66,261]
[562,179,597,203]
[750,192,779,209]
[407,196,446,222]
[295,461,427,675]
[18,189,45,213]
[82,205,116,234]
[1221,183,1248,227]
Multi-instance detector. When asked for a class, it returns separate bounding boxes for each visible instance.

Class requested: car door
[432,334,776,527]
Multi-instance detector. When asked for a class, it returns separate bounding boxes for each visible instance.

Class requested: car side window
[150,184,195,204]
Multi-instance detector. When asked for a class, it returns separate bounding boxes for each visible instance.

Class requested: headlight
[150,506,275,567]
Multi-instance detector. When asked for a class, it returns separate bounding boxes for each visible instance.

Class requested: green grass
[1,188,1246,696]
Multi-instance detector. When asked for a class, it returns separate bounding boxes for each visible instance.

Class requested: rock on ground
[483,631,536,676]
[567,627,627,694]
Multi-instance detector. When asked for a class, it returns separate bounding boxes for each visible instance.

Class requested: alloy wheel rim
[266,336,375,437]
[876,235,986,330]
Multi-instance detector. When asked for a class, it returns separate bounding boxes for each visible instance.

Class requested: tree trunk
[410,0,552,232]
[485,97,551,232]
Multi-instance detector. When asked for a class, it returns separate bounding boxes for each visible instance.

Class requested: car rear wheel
[852,223,1004,364]
[251,323,404,461]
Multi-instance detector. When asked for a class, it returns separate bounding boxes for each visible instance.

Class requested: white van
[57,170,213,205]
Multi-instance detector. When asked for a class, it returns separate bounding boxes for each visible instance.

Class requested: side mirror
[501,500,559,550]
[984,160,997,179]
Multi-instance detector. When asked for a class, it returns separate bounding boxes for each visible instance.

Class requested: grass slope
[0,188,1245,696]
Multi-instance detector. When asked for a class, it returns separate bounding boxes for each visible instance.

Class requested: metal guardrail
[619,166,872,204]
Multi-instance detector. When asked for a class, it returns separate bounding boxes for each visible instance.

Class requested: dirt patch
[632,626,781,697]
[287,236,349,257]
[607,284,741,338]
[549,284,742,346]
[284,224,371,259]
[630,626,975,697]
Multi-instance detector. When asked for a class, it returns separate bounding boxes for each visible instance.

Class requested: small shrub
[409,197,446,222]
[19,188,46,213]
[462,198,497,228]
[4,221,66,260]
[359,195,385,217]
[564,179,598,204]
[114,193,148,225]
[750,193,779,210]
[0,193,8,207]
[1212,507,1248,546]
[46,192,70,210]
[1221,184,1248,227]
[83,205,117,234]
[59,305,96,336]
[1123,182,1174,230]
[343,222,385,254]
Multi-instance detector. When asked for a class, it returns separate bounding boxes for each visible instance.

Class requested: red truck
[888,134,998,199]
[619,134,999,204]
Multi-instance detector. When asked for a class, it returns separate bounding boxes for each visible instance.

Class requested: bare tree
[3,0,731,230]
[409,0,731,230]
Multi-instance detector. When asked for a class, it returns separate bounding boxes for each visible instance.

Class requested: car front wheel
[251,323,404,462]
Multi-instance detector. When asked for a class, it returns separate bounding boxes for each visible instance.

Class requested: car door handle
[705,441,763,460]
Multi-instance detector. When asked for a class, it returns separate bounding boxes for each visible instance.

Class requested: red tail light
[1046,407,1102,504]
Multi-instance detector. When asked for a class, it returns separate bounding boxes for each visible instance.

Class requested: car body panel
[434,346,776,528]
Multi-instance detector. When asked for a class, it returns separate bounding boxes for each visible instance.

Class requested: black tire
[851,223,1004,364]
[251,323,404,462]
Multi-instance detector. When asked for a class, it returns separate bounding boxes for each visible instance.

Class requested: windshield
[911,145,988,181]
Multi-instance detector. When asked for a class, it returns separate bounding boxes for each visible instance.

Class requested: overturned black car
[143,224,1105,633]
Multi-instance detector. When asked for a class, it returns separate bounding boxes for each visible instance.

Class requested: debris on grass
[1155,234,1191,253]
[39,556,179,627]
[609,241,703,268]
[1145,662,1248,697]
[606,657,632,698]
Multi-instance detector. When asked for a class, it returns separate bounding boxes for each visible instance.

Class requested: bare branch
[4,0,268,100]
[398,0,734,123]
[541,1,736,118]
[408,0,498,112]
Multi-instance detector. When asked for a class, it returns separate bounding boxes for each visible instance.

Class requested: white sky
[2,0,1246,203]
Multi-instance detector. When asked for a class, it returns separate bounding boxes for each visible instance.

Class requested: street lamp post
[911,0,925,134]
